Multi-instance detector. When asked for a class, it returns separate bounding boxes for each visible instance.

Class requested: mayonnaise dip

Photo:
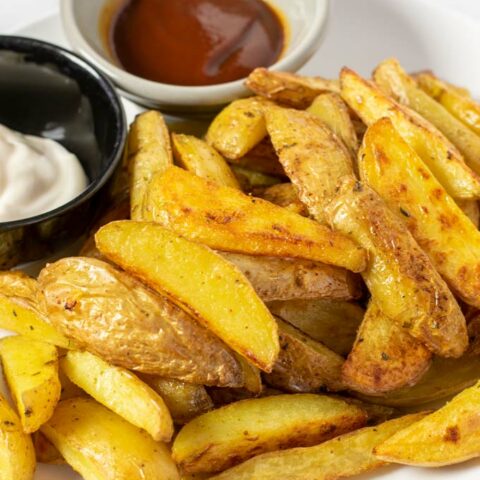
[0,123,88,222]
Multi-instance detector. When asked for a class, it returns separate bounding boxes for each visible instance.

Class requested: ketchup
[109,0,285,86]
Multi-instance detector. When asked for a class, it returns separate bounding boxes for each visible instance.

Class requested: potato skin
[326,177,467,358]
[38,257,243,387]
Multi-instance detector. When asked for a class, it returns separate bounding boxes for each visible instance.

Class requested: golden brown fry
[263,318,346,392]
[140,376,213,425]
[340,67,480,199]
[206,97,270,160]
[143,167,366,272]
[359,117,480,308]
[172,394,366,474]
[416,71,480,136]
[233,137,286,176]
[307,92,359,154]
[258,183,308,215]
[210,413,426,480]
[127,110,173,220]
[39,257,243,387]
[245,67,339,108]
[171,133,240,189]
[373,58,480,176]
[219,252,361,302]
[265,105,355,223]
[325,176,467,358]
[0,272,70,348]
[0,393,35,480]
[375,381,480,466]
[95,221,280,373]
[342,300,432,395]
[267,299,364,357]
[41,398,180,480]
[0,336,60,433]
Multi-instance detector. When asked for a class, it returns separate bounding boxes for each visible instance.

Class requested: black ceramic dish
[0,35,126,268]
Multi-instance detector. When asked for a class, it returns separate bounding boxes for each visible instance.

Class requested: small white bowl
[60,0,329,113]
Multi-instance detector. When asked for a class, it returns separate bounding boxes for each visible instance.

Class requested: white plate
[5,0,480,478]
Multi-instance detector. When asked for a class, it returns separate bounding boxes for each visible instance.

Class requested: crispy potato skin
[264,318,346,393]
[171,133,240,189]
[41,398,180,480]
[172,394,367,474]
[342,300,432,395]
[0,336,61,433]
[39,257,243,387]
[127,111,173,220]
[360,117,480,309]
[375,381,480,466]
[326,177,467,358]
[143,167,366,272]
[220,252,361,302]
[307,92,359,155]
[210,413,426,480]
[417,71,480,136]
[0,393,35,480]
[267,299,364,357]
[374,58,480,177]
[265,105,355,223]
[0,272,70,348]
[61,350,174,442]
[245,67,339,109]
[205,97,270,160]
[95,221,280,373]
[258,183,308,216]
[340,67,480,199]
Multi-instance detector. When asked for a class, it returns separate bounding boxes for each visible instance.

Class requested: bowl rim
[60,0,329,105]
[0,34,127,231]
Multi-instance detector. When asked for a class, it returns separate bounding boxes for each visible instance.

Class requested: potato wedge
[60,350,173,442]
[416,71,480,136]
[245,67,339,108]
[265,105,354,223]
[264,318,346,392]
[172,393,367,474]
[141,376,213,425]
[210,413,426,480]
[39,257,242,387]
[267,299,364,356]
[375,381,480,466]
[127,110,173,220]
[307,92,359,154]
[340,67,480,199]
[142,167,366,272]
[342,300,432,395]
[231,165,282,191]
[325,176,467,358]
[41,397,180,480]
[358,355,480,408]
[233,137,286,176]
[171,133,240,188]
[0,272,70,348]
[0,393,35,480]
[359,117,480,308]
[0,336,60,433]
[234,353,262,394]
[457,199,480,228]
[374,58,480,176]
[206,97,270,160]
[95,221,280,372]
[220,252,361,302]
[258,183,308,215]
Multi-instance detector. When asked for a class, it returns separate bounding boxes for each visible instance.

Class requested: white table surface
[1,0,480,34]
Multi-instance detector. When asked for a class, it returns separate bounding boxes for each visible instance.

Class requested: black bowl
[0,36,126,268]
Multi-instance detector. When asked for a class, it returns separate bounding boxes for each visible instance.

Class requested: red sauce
[109,0,285,86]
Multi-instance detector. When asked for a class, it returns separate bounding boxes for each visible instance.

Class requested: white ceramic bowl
[60,0,329,113]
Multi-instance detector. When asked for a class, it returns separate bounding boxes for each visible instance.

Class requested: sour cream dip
[0,123,88,223]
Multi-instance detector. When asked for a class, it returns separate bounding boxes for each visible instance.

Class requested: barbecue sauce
[108,0,285,86]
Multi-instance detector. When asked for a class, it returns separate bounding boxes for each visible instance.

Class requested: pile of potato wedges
[3,58,480,479]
